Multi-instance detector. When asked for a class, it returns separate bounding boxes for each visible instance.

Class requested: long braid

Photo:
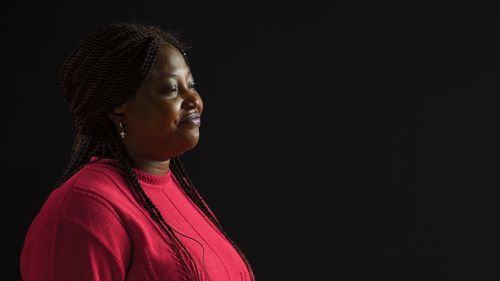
[53,133,102,188]
[170,157,256,281]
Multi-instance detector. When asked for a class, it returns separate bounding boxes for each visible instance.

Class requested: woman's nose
[182,88,203,111]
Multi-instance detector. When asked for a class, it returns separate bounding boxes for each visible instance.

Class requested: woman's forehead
[153,45,190,77]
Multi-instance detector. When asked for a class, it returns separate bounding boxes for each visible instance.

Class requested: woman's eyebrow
[164,70,192,79]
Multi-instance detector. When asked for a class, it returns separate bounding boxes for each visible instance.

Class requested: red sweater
[21,157,254,281]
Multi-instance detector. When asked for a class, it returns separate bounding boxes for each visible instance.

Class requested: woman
[20,22,255,281]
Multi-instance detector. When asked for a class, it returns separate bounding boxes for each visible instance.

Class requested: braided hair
[55,22,255,281]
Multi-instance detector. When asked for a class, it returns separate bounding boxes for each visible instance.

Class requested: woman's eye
[164,87,178,93]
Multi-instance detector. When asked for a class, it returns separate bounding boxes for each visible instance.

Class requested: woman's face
[113,43,203,161]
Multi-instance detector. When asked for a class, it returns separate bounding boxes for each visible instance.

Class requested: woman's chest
[124,187,250,281]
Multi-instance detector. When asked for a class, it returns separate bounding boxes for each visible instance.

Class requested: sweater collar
[89,156,172,186]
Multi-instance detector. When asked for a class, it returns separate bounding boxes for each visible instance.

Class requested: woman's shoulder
[44,159,129,219]
[21,160,134,278]
[24,159,133,248]
[61,158,136,215]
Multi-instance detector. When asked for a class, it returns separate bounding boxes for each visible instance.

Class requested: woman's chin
[168,137,200,158]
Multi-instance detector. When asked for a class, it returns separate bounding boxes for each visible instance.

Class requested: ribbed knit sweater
[21,156,253,281]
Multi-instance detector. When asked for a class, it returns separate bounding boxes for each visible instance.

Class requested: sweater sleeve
[21,187,132,281]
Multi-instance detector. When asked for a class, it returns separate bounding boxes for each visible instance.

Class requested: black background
[2,2,498,280]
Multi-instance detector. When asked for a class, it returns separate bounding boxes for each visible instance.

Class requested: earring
[119,121,126,139]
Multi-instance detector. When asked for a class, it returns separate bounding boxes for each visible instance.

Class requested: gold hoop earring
[119,121,126,139]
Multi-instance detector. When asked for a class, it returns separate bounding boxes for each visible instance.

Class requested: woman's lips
[179,112,201,127]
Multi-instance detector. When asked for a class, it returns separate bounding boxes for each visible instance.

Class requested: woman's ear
[108,105,125,125]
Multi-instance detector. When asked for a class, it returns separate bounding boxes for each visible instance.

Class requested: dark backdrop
[2,2,498,280]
